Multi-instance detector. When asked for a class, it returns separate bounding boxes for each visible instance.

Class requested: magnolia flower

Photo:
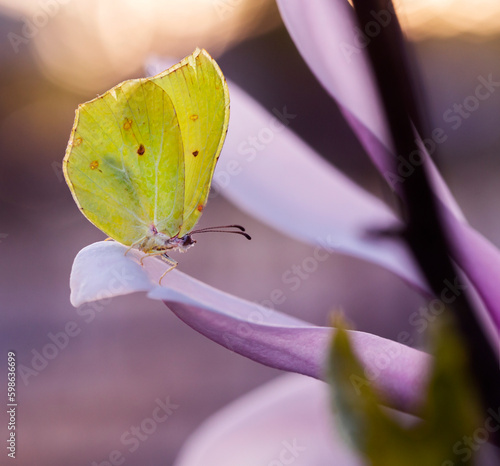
[173,374,365,466]
[69,0,499,463]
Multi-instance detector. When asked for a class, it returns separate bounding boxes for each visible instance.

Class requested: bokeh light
[0,0,280,93]
[397,0,500,39]
[1,0,500,93]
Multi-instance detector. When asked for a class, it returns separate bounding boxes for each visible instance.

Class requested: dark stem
[351,0,500,431]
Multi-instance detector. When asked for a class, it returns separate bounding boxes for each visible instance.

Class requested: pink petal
[71,241,431,413]
[276,0,464,219]
[443,209,500,347]
[277,0,391,152]
[69,241,153,307]
[173,374,364,466]
[277,0,500,338]
[218,83,427,293]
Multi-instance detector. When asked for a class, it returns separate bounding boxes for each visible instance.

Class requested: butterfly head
[166,234,197,253]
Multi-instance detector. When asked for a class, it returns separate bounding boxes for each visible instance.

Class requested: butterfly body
[137,225,196,255]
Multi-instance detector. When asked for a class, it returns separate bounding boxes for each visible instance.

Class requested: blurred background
[0,0,499,464]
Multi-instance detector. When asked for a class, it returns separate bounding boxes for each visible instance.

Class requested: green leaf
[328,318,481,465]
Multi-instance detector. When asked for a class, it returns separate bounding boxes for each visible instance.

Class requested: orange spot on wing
[73,137,83,147]
[197,204,204,212]
[189,114,198,121]
[90,160,99,170]
[123,118,133,130]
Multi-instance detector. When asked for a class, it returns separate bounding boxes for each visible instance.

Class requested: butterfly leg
[125,237,147,257]
[139,250,164,266]
[136,252,177,283]
[125,244,137,256]
[158,254,178,285]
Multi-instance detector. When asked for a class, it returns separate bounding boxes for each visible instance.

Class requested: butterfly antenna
[190,224,251,240]
[192,224,246,232]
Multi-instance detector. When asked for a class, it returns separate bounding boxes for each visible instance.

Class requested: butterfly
[63,48,250,280]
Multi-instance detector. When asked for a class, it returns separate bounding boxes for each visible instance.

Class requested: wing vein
[71,165,148,227]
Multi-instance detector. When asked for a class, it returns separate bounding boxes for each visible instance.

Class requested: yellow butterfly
[63,49,250,279]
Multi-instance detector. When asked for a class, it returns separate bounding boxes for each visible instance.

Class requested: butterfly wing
[151,48,230,236]
[63,78,185,245]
